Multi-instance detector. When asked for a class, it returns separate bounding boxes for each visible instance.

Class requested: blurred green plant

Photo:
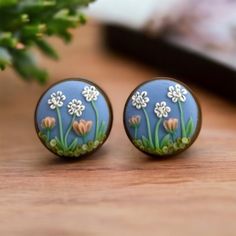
[0,0,95,83]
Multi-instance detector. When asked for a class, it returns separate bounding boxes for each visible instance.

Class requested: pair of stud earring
[35,77,202,158]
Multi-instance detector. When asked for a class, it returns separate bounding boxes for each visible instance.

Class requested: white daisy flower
[154,101,171,118]
[48,91,66,109]
[131,91,150,109]
[167,84,188,103]
[82,86,99,102]
[67,99,85,117]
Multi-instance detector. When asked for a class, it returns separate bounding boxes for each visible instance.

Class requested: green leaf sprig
[0,0,95,83]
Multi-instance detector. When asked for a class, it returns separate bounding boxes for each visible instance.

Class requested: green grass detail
[39,131,106,158]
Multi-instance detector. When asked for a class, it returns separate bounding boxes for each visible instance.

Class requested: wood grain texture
[0,22,236,236]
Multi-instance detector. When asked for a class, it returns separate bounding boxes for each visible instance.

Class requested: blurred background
[88,0,236,101]
[2,0,236,100]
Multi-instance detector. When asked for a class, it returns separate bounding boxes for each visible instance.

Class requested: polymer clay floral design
[73,119,93,143]
[48,91,66,109]
[129,115,141,139]
[82,86,99,102]
[128,83,195,155]
[132,91,149,109]
[168,83,188,137]
[163,118,178,134]
[82,85,105,141]
[41,116,56,129]
[167,84,187,103]
[38,85,107,158]
[67,99,85,117]
[154,101,171,118]
[131,90,153,148]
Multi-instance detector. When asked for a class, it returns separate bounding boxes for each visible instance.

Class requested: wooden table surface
[1,22,236,236]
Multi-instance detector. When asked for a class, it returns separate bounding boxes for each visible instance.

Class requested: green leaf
[68,138,78,151]
[97,121,106,139]
[160,134,171,148]
[35,39,59,60]
[0,0,18,7]
[22,24,46,38]
[12,50,48,83]
[186,117,194,137]
[79,13,87,24]
[54,9,70,19]
[19,0,56,10]
[0,0,95,81]
[55,136,63,149]
[142,136,150,148]
[0,33,17,48]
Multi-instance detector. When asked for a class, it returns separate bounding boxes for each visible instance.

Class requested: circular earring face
[35,78,113,158]
[123,78,202,157]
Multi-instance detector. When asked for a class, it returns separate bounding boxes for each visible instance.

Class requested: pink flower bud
[73,119,93,136]
[41,117,56,129]
[129,115,141,127]
[163,118,178,133]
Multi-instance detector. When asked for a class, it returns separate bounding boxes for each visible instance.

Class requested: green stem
[82,135,86,144]
[171,132,175,142]
[142,108,154,149]
[134,126,138,140]
[154,118,162,149]
[68,138,78,150]
[91,100,99,141]
[46,129,50,141]
[178,101,186,138]
[56,107,64,147]
[64,114,76,148]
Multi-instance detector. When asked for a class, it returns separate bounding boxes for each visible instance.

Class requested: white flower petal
[161,101,166,106]
[163,112,168,117]
[141,91,147,97]
[169,86,175,92]
[144,97,150,103]
[180,95,186,102]
[167,92,173,98]
[166,106,171,112]
[58,101,63,107]
[175,84,181,90]
[172,97,178,103]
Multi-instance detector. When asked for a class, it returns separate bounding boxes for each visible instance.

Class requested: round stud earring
[35,78,113,158]
[123,77,202,157]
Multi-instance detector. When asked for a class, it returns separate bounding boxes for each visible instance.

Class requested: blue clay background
[124,79,200,141]
[36,80,111,145]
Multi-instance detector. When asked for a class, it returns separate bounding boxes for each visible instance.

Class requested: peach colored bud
[73,119,92,136]
[163,118,178,133]
[41,117,56,129]
[129,115,141,127]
